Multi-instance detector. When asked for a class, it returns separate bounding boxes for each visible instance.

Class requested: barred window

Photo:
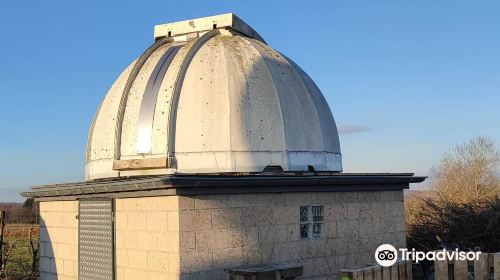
[299,205,324,239]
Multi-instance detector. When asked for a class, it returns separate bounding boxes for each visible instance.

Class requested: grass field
[1,225,39,280]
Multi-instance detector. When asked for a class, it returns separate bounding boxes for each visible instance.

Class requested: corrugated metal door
[78,198,114,280]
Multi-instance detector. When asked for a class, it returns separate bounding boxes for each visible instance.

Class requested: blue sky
[0,1,499,201]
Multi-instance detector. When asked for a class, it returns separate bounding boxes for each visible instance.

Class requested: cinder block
[123,198,138,211]
[253,207,273,226]
[60,228,75,244]
[128,212,147,230]
[179,210,211,231]
[144,271,164,280]
[137,197,157,211]
[115,199,124,211]
[212,228,230,249]
[313,257,330,275]
[273,242,299,262]
[124,268,138,280]
[241,227,258,247]
[147,251,169,272]
[310,192,337,204]
[167,212,180,232]
[115,212,127,230]
[253,193,286,206]
[180,231,195,252]
[40,256,52,273]
[166,231,181,252]
[58,243,77,261]
[123,231,138,249]
[195,230,213,251]
[379,191,394,202]
[271,206,297,225]
[212,208,246,229]
[325,203,348,221]
[394,190,404,201]
[138,231,157,250]
[168,253,180,273]
[225,194,255,208]
[146,211,168,231]
[128,249,147,269]
[62,201,77,212]
[211,247,242,268]
[116,231,124,248]
[157,196,179,211]
[241,248,263,266]
[116,248,129,267]
[51,201,64,212]
[59,212,77,228]
[44,242,55,258]
[63,260,74,277]
[180,250,212,272]
[179,196,195,211]
[347,203,362,220]
[50,257,57,274]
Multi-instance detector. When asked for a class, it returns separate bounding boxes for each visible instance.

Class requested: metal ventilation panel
[79,199,114,280]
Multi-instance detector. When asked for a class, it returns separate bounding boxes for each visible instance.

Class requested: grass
[1,225,39,280]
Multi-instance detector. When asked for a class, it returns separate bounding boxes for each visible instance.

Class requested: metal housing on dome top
[85,13,342,181]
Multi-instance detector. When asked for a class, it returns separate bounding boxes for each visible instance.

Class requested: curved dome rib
[166,29,222,168]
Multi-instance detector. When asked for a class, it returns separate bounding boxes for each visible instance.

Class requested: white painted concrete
[86,15,342,180]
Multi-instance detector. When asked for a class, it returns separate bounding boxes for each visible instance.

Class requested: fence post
[390,263,398,280]
[381,266,390,280]
[363,267,374,280]
[454,258,468,280]
[0,211,5,275]
[494,253,500,280]
[397,261,406,280]
[405,260,413,280]
[474,253,488,280]
[434,258,448,280]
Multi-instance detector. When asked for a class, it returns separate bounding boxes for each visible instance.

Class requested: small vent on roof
[262,165,283,175]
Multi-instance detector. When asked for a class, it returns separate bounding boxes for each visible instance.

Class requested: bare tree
[28,227,39,279]
[406,136,500,251]
[430,136,500,204]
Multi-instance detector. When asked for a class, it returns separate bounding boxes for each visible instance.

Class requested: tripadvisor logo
[374,244,481,267]
[375,244,398,266]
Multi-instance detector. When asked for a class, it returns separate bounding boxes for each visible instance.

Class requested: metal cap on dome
[153,13,266,43]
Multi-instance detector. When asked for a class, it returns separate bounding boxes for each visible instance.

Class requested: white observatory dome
[85,14,342,180]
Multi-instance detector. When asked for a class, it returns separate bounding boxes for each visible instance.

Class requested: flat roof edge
[21,174,426,199]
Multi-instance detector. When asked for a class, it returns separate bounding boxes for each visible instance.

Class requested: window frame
[299,205,325,240]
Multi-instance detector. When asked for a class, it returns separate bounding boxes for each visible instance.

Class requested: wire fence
[0,212,39,280]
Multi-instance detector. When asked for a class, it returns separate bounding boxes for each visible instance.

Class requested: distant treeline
[0,199,38,224]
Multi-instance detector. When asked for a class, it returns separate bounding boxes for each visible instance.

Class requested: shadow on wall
[38,201,79,280]
[39,216,58,279]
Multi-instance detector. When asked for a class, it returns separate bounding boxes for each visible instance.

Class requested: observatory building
[22,14,425,280]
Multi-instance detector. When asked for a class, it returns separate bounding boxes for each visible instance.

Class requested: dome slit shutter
[136,44,183,154]
[114,37,171,160]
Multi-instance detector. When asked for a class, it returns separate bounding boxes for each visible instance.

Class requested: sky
[0,1,499,202]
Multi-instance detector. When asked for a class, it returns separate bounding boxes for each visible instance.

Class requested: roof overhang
[20,173,426,201]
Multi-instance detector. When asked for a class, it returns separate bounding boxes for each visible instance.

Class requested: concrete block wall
[115,196,181,280]
[177,190,405,280]
[39,200,79,280]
